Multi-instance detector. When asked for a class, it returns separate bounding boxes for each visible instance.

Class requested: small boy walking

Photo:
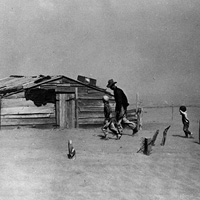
[101,95,122,140]
[179,106,193,138]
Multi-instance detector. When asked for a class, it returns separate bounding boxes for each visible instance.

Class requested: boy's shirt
[180,110,189,123]
[104,102,112,120]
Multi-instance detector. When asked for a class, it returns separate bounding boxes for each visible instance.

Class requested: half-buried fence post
[151,130,159,146]
[160,126,171,146]
[137,137,152,155]
[144,138,152,155]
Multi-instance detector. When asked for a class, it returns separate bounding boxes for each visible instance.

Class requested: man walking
[106,79,138,135]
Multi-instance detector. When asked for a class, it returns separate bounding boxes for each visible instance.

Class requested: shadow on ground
[172,134,188,138]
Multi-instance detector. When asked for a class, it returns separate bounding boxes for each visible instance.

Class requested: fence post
[199,120,200,144]
[75,87,79,128]
[151,130,159,146]
[0,95,1,130]
[160,126,171,146]
[136,93,139,111]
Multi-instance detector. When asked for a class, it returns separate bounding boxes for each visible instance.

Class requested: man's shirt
[113,87,129,112]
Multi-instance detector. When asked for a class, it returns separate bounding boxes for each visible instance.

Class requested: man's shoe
[132,128,138,135]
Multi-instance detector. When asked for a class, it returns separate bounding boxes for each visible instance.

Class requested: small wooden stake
[68,140,76,159]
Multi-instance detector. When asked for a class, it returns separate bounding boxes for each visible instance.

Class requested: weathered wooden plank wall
[1,92,56,128]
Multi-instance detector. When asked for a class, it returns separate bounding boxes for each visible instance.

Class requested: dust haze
[0,0,200,105]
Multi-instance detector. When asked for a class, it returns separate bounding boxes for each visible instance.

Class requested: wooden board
[1,117,56,126]
[55,87,75,93]
[55,94,60,126]
[66,93,75,128]
[58,93,67,128]
[1,106,55,115]
[1,113,55,119]
[78,93,107,98]
[0,124,56,129]
[78,118,104,125]
[78,101,115,107]
[78,97,114,100]
[39,83,70,90]
[3,92,25,99]
[79,106,115,112]
[79,112,104,119]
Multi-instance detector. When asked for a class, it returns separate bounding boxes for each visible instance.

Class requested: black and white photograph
[0,0,200,199]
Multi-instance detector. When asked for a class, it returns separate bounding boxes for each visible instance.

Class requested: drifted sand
[0,106,200,200]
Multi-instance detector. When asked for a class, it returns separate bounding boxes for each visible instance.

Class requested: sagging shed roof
[0,75,112,97]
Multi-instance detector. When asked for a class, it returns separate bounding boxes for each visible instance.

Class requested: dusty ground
[0,107,200,200]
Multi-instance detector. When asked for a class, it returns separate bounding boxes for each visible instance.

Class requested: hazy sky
[0,0,200,105]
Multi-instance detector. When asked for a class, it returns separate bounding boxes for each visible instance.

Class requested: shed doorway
[56,88,78,129]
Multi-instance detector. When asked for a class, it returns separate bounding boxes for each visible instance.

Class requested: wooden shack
[0,75,141,129]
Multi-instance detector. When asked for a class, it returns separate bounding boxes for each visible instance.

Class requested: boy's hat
[102,95,109,102]
[179,105,187,112]
[107,79,117,88]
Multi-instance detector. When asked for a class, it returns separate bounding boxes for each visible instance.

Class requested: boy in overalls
[179,106,193,138]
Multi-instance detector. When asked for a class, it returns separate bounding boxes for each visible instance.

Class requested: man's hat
[106,79,117,88]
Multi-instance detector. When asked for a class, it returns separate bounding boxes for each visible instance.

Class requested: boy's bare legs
[102,119,110,138]
[109,122,122,139]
